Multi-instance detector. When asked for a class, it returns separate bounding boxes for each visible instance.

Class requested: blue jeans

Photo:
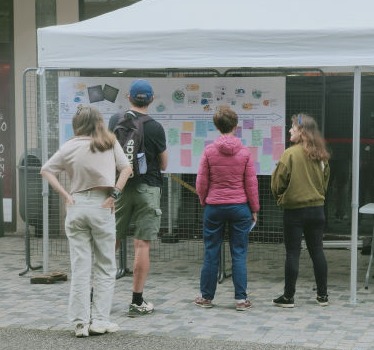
[283,206,328,298]
[200,203,252,301]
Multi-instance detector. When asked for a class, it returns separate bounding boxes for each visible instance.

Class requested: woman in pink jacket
[194,105,260,311]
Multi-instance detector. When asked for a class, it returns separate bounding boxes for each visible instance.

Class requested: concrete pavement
[1,234,374,350]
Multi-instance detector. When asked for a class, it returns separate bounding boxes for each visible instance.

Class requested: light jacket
[271,144,330,209]
[196,134,260,213]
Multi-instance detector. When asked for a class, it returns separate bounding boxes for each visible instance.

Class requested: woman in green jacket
[271,113,330,308]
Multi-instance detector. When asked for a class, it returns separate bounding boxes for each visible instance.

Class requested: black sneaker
[316,295,329,306]
[272,295,294,308]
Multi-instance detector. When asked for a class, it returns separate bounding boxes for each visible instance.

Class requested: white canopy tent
[38,0,374,69]
[36,0,374,302]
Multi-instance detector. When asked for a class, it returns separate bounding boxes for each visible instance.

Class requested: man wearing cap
[109,79,168,317]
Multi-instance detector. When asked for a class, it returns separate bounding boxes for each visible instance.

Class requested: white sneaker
[89,321,119,335]
[75,323,89,337]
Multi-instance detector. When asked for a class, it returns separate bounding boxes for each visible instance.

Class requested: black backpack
[112,110,152,177]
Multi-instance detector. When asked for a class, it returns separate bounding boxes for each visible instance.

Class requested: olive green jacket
[271,144,330,209]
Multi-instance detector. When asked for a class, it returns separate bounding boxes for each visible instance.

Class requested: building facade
[3,0,137,232]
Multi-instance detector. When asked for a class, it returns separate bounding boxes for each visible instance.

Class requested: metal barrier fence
[20,67,326,275]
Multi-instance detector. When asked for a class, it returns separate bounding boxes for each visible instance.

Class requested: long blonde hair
[72,105,116,152]
[291,113,330,162]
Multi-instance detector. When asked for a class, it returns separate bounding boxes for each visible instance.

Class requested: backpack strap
[112,110,150,132]
[123,110,152,124]
[125,110,137,118]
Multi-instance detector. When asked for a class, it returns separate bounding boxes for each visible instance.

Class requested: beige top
[41,137,129,194]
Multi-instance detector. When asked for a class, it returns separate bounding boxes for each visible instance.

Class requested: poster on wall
[58,77,286,175]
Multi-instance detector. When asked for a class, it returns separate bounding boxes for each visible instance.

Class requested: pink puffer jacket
[196,134,260,213]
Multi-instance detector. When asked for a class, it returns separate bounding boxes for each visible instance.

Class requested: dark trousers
[283,206,328,298]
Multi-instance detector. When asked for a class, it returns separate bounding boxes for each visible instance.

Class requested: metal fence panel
[22,68,325,275]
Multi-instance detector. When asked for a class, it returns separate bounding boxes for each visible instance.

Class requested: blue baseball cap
[129,79,154,103]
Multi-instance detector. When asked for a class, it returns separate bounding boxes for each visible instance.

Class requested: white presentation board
[58,77,286,175]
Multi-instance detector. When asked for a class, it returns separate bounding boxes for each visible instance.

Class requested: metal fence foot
[19,263,42,276]
[19,227,42,276]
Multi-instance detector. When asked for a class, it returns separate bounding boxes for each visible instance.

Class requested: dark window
[79,0,141,20]
[36,0,56,28]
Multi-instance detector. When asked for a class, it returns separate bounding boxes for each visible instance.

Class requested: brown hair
[72,105,116,152]
[129,95,153,108]
[291,113,330,162]
[213,105,238,134]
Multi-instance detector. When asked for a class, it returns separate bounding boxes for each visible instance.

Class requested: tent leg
[350,66,361,304]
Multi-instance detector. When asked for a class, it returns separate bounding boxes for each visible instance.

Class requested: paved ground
[1,234,374,350]
[0,327,338,350]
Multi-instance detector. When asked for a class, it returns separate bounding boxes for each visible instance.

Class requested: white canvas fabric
[37,0,374,69]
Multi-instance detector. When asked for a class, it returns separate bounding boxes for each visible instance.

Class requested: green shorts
[115,182,162,241]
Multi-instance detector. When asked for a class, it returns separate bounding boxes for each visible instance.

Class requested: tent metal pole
[350,66,361,304]
[160,71,178,244]
[38,68,50,274]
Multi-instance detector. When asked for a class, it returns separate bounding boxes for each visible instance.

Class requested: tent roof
[37,0,374,69]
